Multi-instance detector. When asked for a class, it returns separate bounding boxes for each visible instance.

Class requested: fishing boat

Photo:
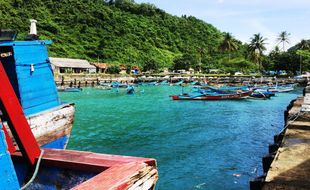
[57,86,83,92]
[252,83,295,93]
[0,60,158,189]
[111,81,129,88]
[127,85,135,94]
[174,80,184,86]
[159,80,169,85]
[0,29,74,149]
[171,90,252,100]
[267,85,294,93]
[250,91,273,99]
[0,24,158,189]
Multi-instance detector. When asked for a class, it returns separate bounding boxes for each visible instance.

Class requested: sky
[135,0,310,52]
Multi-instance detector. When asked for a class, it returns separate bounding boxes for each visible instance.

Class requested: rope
[15,62,49,67]
[20,149,45,190]
[275,110,305,143]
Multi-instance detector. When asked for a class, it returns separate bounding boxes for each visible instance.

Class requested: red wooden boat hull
[12,149,158,190]
[172,91,252,100]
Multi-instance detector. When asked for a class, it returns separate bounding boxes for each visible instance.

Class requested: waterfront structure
[50,57,96,74]
[251,83,310,190]
[93,62,109,73]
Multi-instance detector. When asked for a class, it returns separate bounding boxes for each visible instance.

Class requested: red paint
[2,125,16,153]
[11,148,158,190]
[0,61,40,165]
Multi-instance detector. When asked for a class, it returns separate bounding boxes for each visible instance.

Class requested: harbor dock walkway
[259,84,310,190]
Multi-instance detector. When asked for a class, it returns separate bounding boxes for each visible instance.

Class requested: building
[49,57,96,74]
[92,63,109,73]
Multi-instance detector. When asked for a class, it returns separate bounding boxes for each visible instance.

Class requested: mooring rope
[20,149,45,190]
[276,110,305,142]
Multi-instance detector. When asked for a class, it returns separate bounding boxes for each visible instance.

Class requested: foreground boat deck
[12,149,158,190]
[261,85,310,190]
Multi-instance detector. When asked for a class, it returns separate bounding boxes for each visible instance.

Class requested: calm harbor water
[60,86,301,190]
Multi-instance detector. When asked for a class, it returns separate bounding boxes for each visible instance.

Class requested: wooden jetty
[250,83,310,190]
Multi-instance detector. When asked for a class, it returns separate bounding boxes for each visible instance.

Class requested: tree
[248,33,267,71]
[172,53,198,71]
[296,39,310,74]
[277,31,290,51]
[142,59,160,73]
[196,47,205,72]
[219,33,238,61]
[106,65,120,74]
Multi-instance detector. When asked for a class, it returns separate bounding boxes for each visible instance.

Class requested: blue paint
[41,135,69,149]
[21,166,96,190]
[0,40,60,116]
[0,124,20,189]
[14,135,69,186]
[14,162,29,186]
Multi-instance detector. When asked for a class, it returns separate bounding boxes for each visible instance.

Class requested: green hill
[0,0,242,71]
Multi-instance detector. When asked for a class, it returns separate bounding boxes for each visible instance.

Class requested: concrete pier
[251,83,310,190]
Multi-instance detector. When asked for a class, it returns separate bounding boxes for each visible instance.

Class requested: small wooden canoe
[171,91,252,100]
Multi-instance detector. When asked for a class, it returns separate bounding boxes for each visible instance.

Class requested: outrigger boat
[171,90,252,100]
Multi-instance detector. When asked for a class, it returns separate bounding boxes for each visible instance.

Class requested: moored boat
[0,60,158,189]
[171,90,252,100]
[0,24,158,189]
[58,86,83,92]
[267,86,294,92]
[0,30,74,149]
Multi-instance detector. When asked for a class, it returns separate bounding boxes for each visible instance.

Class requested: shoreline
[54,74,309,87]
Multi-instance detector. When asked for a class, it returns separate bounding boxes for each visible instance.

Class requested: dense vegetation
[0,0,309,75]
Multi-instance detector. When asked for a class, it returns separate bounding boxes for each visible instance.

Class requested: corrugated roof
[49,57,96,69]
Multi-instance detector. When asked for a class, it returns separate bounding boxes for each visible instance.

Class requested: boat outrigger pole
[0,60,41,165]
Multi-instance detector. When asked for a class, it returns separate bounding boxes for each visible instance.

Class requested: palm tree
[248,33,267,71]
[219,33,239,61]
[277,31,290,51]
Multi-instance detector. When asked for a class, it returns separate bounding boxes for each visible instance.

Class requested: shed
[50,57,96,74]
[92,63,109,73]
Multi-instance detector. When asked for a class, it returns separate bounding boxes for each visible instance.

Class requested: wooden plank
[12,149,156,173]
[4,104,74,147]
[0,61,40,165]
[72,162,157,190]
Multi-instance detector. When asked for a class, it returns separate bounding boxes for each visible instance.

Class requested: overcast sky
[135,0,310,52]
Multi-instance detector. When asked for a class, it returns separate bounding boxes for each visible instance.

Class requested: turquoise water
[60,86,301,190]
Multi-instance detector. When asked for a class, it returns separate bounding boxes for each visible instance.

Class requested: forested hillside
[0,0,234,70]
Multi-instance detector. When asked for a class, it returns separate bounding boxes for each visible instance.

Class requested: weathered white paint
[28,104,75,147]
[5,103,75,148]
